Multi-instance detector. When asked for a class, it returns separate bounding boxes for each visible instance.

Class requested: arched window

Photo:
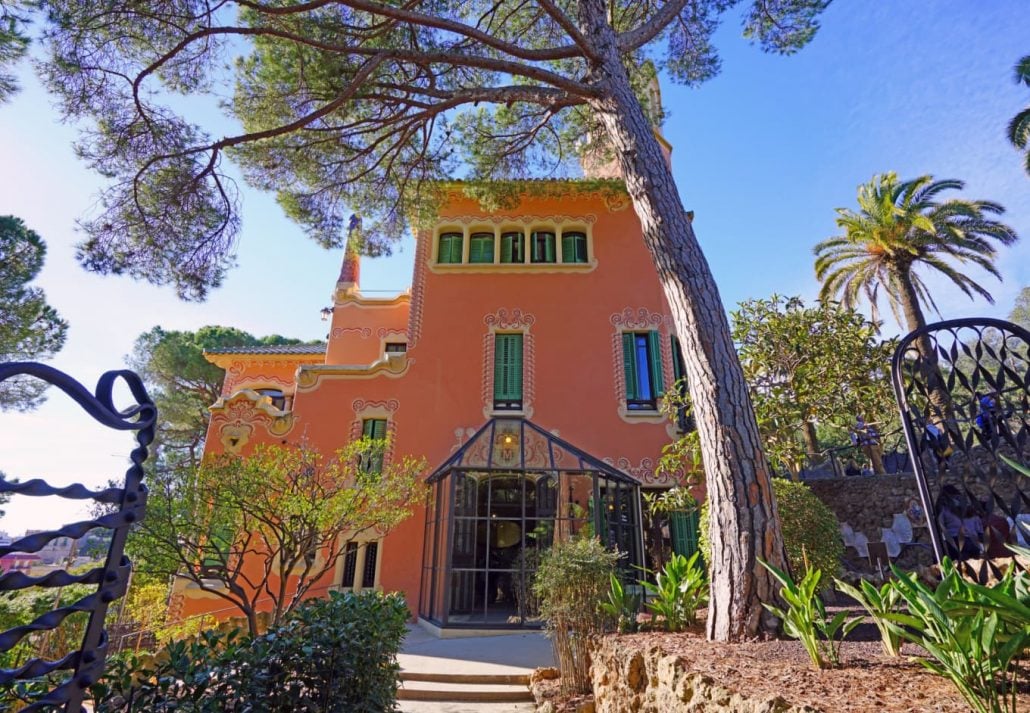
[500,232,525,263]
[438,232,463,263]
[531,231,556,263]
[561,232,588,263]
[469,232,495,263]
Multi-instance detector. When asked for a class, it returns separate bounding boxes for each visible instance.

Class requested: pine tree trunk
[582,2,787,641]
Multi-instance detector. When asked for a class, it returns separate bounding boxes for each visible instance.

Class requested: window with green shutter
[621,331,664,410]
[360,418,387,473]
[669,336,694,432]
[438,232,463,263]
[561,232,588,263]
[530,231,556,263]
[493,333,524,410]
[669,509,701,560]
[500,232,525,263]
[469,232,494,263]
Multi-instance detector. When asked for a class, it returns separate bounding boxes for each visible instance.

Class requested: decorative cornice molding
[207,354,322,370]
[330,326,373,339]
[295,355,411,390]
[333,290,411,308]
[435,214,598,226]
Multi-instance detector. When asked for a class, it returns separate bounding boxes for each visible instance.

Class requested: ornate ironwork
[0,362,154,711]
[891,318,1030,578]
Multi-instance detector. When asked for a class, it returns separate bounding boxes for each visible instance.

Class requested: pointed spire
[337,243,361,287]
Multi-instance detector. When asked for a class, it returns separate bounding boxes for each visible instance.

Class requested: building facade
[176,178,691,630]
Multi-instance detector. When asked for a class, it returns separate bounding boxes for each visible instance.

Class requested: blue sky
[1,1,1028,534]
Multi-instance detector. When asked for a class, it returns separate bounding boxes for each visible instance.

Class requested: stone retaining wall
[806,474,921,543]
[589,638,816,713]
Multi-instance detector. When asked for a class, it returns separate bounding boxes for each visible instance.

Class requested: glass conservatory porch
[418,418,643,629]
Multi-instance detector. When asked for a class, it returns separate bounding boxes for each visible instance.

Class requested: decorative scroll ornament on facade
[223,360,302,395]
[209,390,296,453]
[331,326,374,339]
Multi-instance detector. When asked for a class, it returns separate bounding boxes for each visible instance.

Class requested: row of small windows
[438,230,589,265]
[492,331,688,413]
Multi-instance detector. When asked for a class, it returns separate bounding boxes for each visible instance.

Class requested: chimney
[333,244,361,302]
[580,64,671,179]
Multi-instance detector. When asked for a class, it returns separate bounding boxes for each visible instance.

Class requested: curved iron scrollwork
[891,318,1030,579]
[0,362,155,712]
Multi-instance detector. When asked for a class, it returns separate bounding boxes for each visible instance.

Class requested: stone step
[400,671,530,686]
[397,678,534,703]
[398,700,536,713]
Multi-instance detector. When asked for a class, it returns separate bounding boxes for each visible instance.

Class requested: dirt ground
[536,627,1028,713]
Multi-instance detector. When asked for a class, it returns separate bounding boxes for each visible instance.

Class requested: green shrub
[700,478,843,584]
[89,590,409,712]
[642,552,708,631]
[533,537,620,696]
[887,561,1029,713]
[761,560,858,669]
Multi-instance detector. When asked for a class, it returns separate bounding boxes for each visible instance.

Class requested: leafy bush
[533,537,620,696]
[888,561,1029,713]
[643,552,708,631]
[599,572,641,633]
[761,561,858,669]
[701,478,843,585]
[89,590,409,712]
[834,577,904,657]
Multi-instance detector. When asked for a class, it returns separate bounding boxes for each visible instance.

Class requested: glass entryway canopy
[418,418,643,629]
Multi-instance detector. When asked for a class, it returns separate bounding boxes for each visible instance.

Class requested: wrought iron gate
[0,362,154,711]
[891,318,1030,579]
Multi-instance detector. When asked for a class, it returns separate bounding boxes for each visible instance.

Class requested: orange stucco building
[175,163,693,630]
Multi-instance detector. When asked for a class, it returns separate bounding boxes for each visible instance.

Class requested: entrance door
[448,471,556,626]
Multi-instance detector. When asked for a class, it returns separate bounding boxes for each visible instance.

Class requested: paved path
[397,624,554,713]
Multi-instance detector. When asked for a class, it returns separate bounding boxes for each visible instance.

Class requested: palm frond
[814,171,1017,326]
[1015,55,1030,87]
[1009,107,1030,150]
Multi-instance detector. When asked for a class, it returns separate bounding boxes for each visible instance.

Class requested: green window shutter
[510,335,523,400]
[469,233,493,263]
[361,418,387,441]
[562,232,587,263]
[361,419,387,472]
[647,331,664,395]
[561,233,574,263]
[439,233,462,263]
[669,510,700,559]
[671,336,686,382]
[493,334,523,402]
[532,232,556,263]
[501,232,522,263]
[622,333,638,401]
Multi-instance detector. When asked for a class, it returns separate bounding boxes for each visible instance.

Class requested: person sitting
[981,502,1013,559]
[844,459,861,477]
[974,391,999,440]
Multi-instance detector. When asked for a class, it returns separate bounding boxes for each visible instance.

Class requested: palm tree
[1009,55,1030,177]
[814,172,1018,335]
